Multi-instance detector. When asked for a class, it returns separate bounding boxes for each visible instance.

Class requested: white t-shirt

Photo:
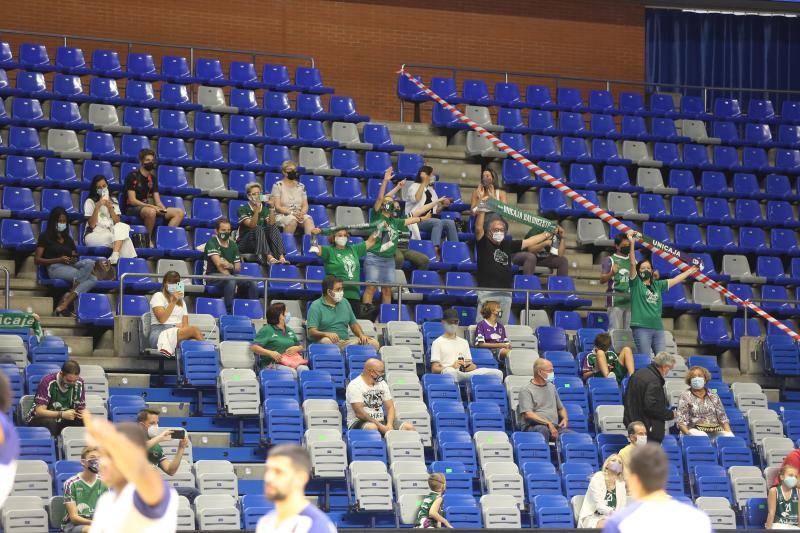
[430,335,472,368]
[89,481,178,533]
[84,198,122,232]
[345,375,392,427]
[150,291,186,326]
[256,503,337,533]
[602,498,711,533]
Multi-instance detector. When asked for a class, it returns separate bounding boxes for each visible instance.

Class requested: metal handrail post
[263,282,269,319]
[397,282,403,320]
[0,266,10,309]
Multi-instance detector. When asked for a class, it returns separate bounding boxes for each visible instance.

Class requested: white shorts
[275,213,311,227]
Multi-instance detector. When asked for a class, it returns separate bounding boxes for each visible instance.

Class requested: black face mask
[619,245,630,254]
[286,170,299,180]
[86,459,99,474]
[143,162,156,172]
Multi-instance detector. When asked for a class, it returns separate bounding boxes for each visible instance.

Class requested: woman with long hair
[84,175,137,264]
[578,453,628,528]
[149,271,203,356]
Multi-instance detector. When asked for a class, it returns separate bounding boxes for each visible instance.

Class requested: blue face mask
[56,222,67,232]
[690,377,705,390]
[284,312,292,323]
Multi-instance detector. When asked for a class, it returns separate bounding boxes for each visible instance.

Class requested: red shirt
[775,449,800,485]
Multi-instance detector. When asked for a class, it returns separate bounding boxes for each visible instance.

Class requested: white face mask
[443,323,459,335]
[492,231,505,242]
[147,425,160,438]
[635,435,647,447]
[329,290,344,303]
[334,236,348,247]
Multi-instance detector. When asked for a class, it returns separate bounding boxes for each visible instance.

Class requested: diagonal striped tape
[398,68,800,342]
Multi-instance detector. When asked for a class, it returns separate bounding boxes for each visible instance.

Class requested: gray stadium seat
[722,255,765,283]
[474,431,513,468]
[680,120,718,144]
[466,131,506,158]
[299,147,340,176]
[194,460,238,497]
[522,309,551,329]
[483,462,525,508]
[1,495,48,532]
[13,460,52,499]
[595,405,626,434]
[304,428,347,479]
[83,394,108,419]
[692,282,737,313]
[177,495,196,532]
[505,375,532,411]
[0,335,27,367]
[87,104,129,133]
[728,466,768,507]
[379,346,416,373]
[197,86,237,114]
[480,493,521,528]
[386,430,425,464]
[465,105,504,132]
[393,400,432,446]
[577,218,614,247]
[194,494,240,530]
[636,168,676,194]
[695,496,736,528]
[331,122,372,151]
[761,437,794,467]
[386,371,423,400]
[195,168,238,198]
[335,206,366,227]
[60,427,87,461]
[219,368,260,415]
[391,461,429,497]
[350,461,394,511]
[47,129,89,157]
[607,192,647,220]
[609,329,636,352]
[302,399,342,430]
[507,349,538,376]
[622,140,661,167]
[219,341,255,369]
[80,365,109,400]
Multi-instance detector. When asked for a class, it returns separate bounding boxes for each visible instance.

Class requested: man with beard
[257,444,337,533]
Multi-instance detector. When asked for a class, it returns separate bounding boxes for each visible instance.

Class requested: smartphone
[175,281,184,293]
[171,428,186,440]
[261,194,270,203]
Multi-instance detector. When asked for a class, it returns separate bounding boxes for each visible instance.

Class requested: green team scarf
[320,221,399,252]
[0,311,43,339]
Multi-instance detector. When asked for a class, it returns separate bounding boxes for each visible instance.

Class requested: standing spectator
[237,182,288,266]
[149,270,204,357]
[430,309,504,383]
[622,352,676,443]
[271,160,316,236]
[256,445,337,533]
[307,275,379,349]
[0,373,20,509]
[617,421,648,471]
[122,149,184,245]
[415,473,454,528]
[26,359,85,436]
[600,234,633,330]
[62,446,108,533]
[626,232,698,355]
[83,175,137,264]
[82,413,179,532]
[516,358,572,441]
[578,454,627,528]
[513,224,569,277]
[204,218,258,313]
[345,358,414,434]
[474,300,513,361]
[404,165,457,260]
[580,332,635,384]
[602,445,711,532]
[470,169,507,214]
[676,366,734,440]
[251,302,309,375]
[767,464,800,529]
[35,207,97,316]
[363,169,433,306]
[473,210,553,320]
[136,408,199,502]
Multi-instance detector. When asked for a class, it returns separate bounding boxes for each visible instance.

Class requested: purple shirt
[474,319,508,345]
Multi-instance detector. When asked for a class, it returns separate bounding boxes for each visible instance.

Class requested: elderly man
[516,358,572,441]
[345,358,414,435]
[617,421,648,471]
[430,309,504,383]
[623,352,676,443]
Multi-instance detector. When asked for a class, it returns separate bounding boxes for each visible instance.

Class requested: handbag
[92,259,116,281]
[276,351,308,369]
[131,233,149,248]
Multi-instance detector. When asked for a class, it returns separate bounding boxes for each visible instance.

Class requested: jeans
[209,276,258,311]
[418,217,458,248]
[512,252,569,276]
[608,306,631,330]
[476,290,512,324]
[525,422,574,442]
[47,260,97,294]
[632,327,666,356]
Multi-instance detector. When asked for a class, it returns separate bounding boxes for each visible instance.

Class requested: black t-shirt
[476,235,523,289]
[37,232,77,259]
[122,170,158,210]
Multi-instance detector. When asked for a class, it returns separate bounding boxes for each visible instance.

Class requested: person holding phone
[403,165,458,261]
[237,182,288,266]
[470,168,507,213]
[26,359,85,436]
[148,271,204,353]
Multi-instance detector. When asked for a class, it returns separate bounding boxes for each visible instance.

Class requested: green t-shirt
[237,201,271,239]
[629,276,668,330]
[307,296,357,342]
[204,236,241,275]
[777,486,799,524]
[147,443,165,467]
[587,349,625,382]
[63,474,108,525]
[415,491,440,526]
[367,213,407,258]
[321,243,367,301]
[253,323,300,358]
[609,254,632,307]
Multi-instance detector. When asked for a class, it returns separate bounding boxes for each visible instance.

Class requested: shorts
[364,253,395,284]
[348,417,406,430]
[275,213,311,227]
[125,200,157,217]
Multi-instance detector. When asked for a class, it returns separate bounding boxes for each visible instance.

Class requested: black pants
[238,224,285,261]
[29,415,83,436]
[347,298,362,318]
[175,485,200,503]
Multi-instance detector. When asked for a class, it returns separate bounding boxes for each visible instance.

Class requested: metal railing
[398,62,800,121]
[0,266,9,309]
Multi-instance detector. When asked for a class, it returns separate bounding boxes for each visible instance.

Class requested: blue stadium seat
[494,82,523,108]
[525,85,556,110]
[295,67,333,94]
[76,293,114,327]
[462,79,496,106]
[588,90,616,113]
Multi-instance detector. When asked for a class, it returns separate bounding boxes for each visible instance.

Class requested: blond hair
[428,472,446,493]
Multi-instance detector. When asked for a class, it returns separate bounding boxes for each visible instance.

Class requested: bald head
[363,358,385,384]
[533,357,553,384]
[364,358,383,372]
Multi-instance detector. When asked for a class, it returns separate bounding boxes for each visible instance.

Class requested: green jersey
[147,443,165,467]
[237,201,271,239]
[608,254,632,307]
[605,488,617,511]
[63,474,108,524]
[629,276,668,330]
[321,243,367,301]
[584,349,625,382]
[367,213,407,258]
[777,487,799,525]
[253,323,300,357]
[415,491,441,526]
[204,236,241,275]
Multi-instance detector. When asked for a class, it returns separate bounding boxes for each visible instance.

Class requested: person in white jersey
[83,411,178,533]
[257,444,337,533]
[0,373,20,509]
[602,443,711,533]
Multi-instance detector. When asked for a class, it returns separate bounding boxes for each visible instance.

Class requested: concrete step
[383,121,437,136]
[234,464,266,480]
[107,373,151,388]
[0,259,16,276]
[189,432,230,448]
[60,336,94,357]
[10,295,54,315]
[147,401,191,417]
[16,257,37,279]
[75,356,176,373]
[392,132,449,151]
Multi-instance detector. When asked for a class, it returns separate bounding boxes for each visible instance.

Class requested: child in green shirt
[416,473,453,528]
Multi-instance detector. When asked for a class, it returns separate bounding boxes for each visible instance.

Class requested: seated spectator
[516,358,572,441]
[62,446,108,533]
[136,408,199,502]
[474,300,512,361]
[204,218,258,313]
[271,160,316,236]
[580,332,635,384]
[578,454,627,528]
[676,366,733,440]
[470,169,507,214]
[778,450,800,487]
[35,207,97,316]
[415,473,453,529]
[122,148,184,245]
[617,421,648,471]
[307,275,379,350]
[345,358,413,434]
[149,270,203,357]
[430,309,503,383]
[403,165,457,260]
[767,464,800,530]
[26,360,85,436]
[513,224,569,277]
[83,175,136,265]
[251,302,309,375]
[237,181,288,266]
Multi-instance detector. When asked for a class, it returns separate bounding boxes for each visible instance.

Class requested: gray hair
[627,421,646,435]
[245,182,262,194]
[652,351,676,368]
[533,358,551,373]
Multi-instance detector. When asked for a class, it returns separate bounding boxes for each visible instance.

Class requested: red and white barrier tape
[398,68,800,342]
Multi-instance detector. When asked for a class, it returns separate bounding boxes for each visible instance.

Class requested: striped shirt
[26,372,85,424]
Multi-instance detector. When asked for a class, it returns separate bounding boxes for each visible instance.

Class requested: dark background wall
[0,0,646,120]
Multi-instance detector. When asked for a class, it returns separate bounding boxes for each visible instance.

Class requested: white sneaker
[108,252,120,265]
